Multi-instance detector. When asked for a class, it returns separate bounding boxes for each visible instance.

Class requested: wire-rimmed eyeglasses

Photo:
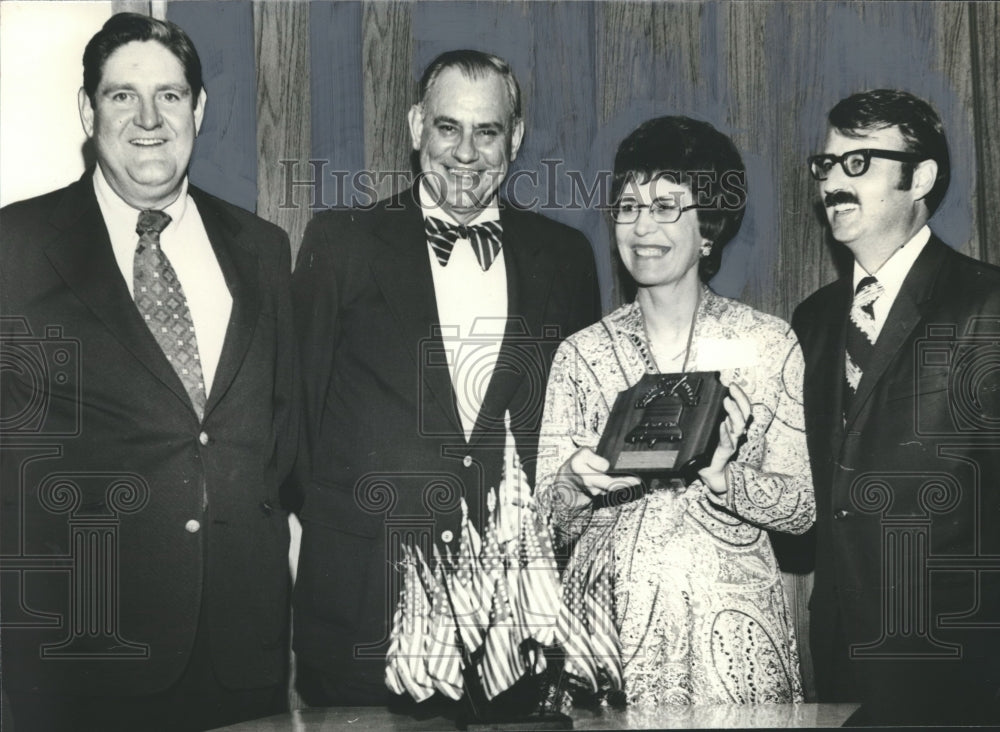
[807,148,926,181]
[611,198,706,224]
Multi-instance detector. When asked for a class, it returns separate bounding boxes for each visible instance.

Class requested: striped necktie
[844,275,884,411]
[133,209,207,420]
[424,216,503,271]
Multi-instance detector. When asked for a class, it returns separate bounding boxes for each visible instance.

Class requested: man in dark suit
[292,50,600,706]
[0,13,297,731]
[793,89,1000,725]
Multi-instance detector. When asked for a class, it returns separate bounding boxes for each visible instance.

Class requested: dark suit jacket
[792,235,1000,721]
[291,187,600,691]
[0,175,297,696]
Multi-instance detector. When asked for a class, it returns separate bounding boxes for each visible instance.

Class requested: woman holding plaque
[537,116,814,707]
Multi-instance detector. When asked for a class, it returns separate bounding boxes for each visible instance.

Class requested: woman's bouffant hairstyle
[612,116,747,284]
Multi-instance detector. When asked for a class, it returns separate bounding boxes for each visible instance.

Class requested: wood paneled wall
[165,0,999,701]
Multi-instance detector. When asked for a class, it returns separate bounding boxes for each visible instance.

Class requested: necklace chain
[641,286,701,374]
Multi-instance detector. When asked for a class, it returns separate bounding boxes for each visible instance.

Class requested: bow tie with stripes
[424,216,503,271]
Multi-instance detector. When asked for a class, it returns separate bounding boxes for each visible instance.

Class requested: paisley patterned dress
[537,288,815,707]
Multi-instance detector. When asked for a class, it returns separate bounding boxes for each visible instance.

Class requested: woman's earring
[700,241,713,258]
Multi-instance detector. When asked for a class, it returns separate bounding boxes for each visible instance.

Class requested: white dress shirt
[852,225,931,341]
[419,184,508,441]
[93,167,232,395]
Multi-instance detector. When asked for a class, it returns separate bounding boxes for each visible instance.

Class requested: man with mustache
[1,13,297,730]
[291,50,600,705]
[793,89,1000,724]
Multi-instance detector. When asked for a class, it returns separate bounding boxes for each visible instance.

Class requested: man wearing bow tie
[793,89,1000,724]
[1,13,297,730]
[291,49,600,705]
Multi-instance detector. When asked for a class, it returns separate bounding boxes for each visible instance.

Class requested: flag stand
[456,657,572,731]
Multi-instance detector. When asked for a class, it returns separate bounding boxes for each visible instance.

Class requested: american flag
[514,509,563,646]
[583,541,623,691]
[479,488,503,618]
[479,568,528,699]
[397,546,435,701]
[557,551,600,692]
[423,552,464,700]
[385,589,406,696]
[446,520,487,654]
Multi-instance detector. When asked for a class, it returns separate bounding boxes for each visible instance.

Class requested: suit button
[834,509,851,520]
[185,519,201,533]
[462,455,472,468]
[260,500,273,516]
[441,530,454,543]
[198,431,210,446]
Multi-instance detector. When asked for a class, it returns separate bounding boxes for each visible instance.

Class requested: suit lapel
[191,188,260,417]
[368,189,464,434]
[810,279,852,454]
[469,206,554,447]
[845,237,948,427]
[43,176,195,413]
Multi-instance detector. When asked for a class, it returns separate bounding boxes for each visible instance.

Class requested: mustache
[824,191,859,207]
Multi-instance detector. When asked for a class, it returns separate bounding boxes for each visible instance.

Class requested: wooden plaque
[596,371,727,483]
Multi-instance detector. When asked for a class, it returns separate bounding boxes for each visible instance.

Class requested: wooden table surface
[213,702,860,730]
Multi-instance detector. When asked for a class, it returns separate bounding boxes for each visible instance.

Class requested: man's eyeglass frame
[807,148,927,181]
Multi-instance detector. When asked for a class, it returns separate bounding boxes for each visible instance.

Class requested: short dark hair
[828,89,949,215]
[417,50,522,120]
[83,12,203,107]
[612,116,747,284]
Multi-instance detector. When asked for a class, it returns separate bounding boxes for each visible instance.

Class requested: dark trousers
[4,603,287,732]
[814,608,1000,726]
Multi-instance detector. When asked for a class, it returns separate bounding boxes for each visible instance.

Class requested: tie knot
[855,275,879,296]
[137,209,171,237]
[424,216,503,271]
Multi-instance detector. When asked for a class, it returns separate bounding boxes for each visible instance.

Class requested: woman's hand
[550,447,642,512]
[698,383,752,495]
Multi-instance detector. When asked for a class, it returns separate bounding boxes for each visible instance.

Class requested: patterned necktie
[133,209,207,420]
[424,216,503,271]
[844,275,884,410]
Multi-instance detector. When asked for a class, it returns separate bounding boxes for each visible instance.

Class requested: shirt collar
[92,164,189,231]
[417,180,500,226]
[852,225,931,293]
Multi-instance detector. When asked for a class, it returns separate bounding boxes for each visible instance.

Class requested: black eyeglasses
[611,198,705,224]
[807,148,926,180]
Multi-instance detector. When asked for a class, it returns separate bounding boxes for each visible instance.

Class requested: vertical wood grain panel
[970,1,1000,266]
[254,1,311,261]
[362,0,413,202]
[768,2,841,321]
[167,1,257,211]
[926,4,977,256]
[310,1,365,218]
[650,2,704,113]
[525,2,607,311]
[725,2,779,317]
[595,2,656,307]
